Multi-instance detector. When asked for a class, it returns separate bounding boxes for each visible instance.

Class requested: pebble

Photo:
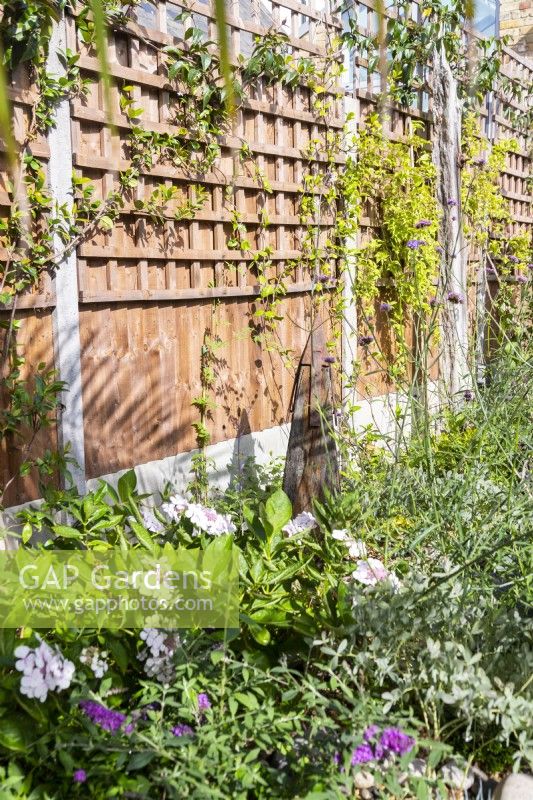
[353,771,374,790]
[494,773,533,800]
[440,760,475,790]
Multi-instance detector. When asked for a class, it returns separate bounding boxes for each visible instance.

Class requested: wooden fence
[0,0,531,506]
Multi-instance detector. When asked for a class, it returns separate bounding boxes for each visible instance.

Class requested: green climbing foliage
[460,113,531,343]
[341,114,440,376]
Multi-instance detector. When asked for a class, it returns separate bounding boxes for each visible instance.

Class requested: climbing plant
[460,113,531,348]
[342,0,504,108]
[340,114,440,381]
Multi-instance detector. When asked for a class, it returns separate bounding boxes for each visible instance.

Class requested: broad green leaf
[262,488,292,536]
[117,469,137,502]
[52,525,82,539]
[0,714,35,752]
[129,520,157,555]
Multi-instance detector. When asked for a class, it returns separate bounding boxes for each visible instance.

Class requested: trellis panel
[0,1,530,502]
[71,0,339,478]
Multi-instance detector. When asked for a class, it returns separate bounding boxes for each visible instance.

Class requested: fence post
[48,16,87,494]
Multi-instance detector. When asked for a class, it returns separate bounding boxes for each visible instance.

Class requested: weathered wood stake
[283,312,339,514]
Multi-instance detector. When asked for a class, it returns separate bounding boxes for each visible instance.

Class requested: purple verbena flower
[323,355,336,365]
[197,692,211,711]
[363,724,380,742]
[406,239,426,249]
[73,769,87,784]
[318,273,330,283]
[436,246,444,254]
[79,700,127,733]
[446,291,464,304]
[358,335,373,346]
[447,198,457,207]
[379,727,415,757]
[473,156,486,166]
[527,263,533,270]
[172,723,194,737]
[516,273,527,284]
[508,255,520,264]
[379,302,392,313]
[351,743,375,765]
[414,219,431,229]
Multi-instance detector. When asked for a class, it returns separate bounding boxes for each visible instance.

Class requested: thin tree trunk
[431,48,471,402]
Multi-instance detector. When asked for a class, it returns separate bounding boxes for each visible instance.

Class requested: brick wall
[500,0,533,58]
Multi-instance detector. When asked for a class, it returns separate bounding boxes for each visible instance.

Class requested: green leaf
[52,525,82,539]
[127,751,155,771]
[0,714,36,752]
[117,469,137,502]
[108,638,130,672]
[130,520,157,555]
[234,691,259,710]
[261,488,292,536]
[21,523,32,545]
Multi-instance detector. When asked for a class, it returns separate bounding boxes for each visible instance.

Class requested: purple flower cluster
[406,239,426,250]
[379,302,392,313]
[197,692,211,711]
[464,389,474,401]
[414,219,431,229]
[446,291,464,304]
[172,723,194,737]
[447,198,457,207]
[351,725,415,766]
[352,743,375,764]
[79,700,131,734]
[323,355,336,365]
[508,255,520,264]
[73,769,87,784]
[358,335,373,347]
[516,273,527,284]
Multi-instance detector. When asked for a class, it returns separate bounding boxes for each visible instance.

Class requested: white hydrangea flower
[332,528,349,541]
[184,504,236,536]
[184,503,210,531]
[15,639,75,702]
[352,558,401,590]
[140,507,165,534]
[138,628,181,684]
[332,529,367,559]
[160,494,189,522]
[80,646,109,678]
[282,511,317,537]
